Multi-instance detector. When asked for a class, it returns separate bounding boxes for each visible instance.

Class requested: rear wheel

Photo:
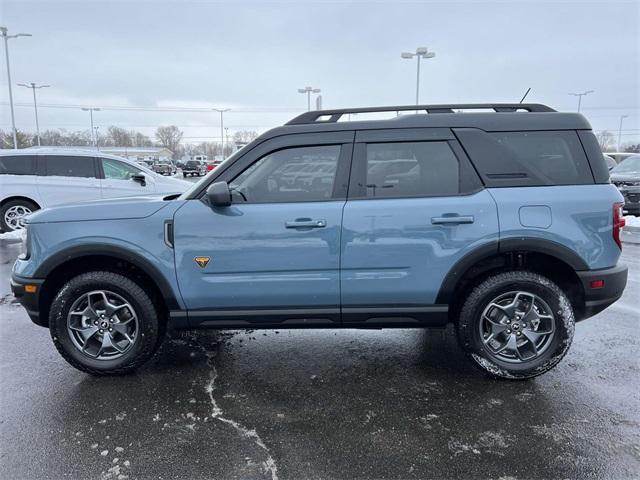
[49,271,163,375]
[1,199,38,232]
[457,271,575,380]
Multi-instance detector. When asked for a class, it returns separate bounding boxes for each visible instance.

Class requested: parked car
[182,160,206,177]
[138,159,155,169]
[153,161,175,176]
[0,148,191,231]
[610,154,640,215]
[10,104,627,380]
[206,160,223,172]
[603,154,617,170]
[603,152,636,164]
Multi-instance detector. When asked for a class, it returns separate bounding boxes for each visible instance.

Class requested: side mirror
[206,181,232,207]
[132,173,146,186]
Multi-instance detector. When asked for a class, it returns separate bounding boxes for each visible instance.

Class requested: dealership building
[98,147,173,162]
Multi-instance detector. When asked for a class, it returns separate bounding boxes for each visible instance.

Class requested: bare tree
[106,126,133,147]
[233,130,259,144]
[155,125,183,157]
[623,143,640,153]
[132,131,153,147]
[596,130,615,151]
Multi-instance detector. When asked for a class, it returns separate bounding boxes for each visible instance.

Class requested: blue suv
[11,104,628,379]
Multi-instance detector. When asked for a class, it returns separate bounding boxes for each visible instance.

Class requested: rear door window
[361,141,460,198]
[0,155,37,175]
[44,155,97,178]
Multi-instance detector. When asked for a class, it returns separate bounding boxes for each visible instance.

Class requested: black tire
[183,172,187,177]
[49,271,164,375]
[0,198,38,232]
[457,271,575,380]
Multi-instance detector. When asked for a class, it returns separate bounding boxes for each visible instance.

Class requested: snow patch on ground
[624,215,640,228]
[192,334,279,480]
[0,229,23,241]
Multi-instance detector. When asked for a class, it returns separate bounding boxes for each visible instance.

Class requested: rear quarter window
[44,155,96,178]
[455,129,594,187]
[0,155,37,175]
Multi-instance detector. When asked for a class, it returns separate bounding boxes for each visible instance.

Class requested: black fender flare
[34,243,181,310]
[435,238,588,304]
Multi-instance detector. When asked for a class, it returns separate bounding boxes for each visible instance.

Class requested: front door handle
[431,215,475,225]
[285,218,327,229]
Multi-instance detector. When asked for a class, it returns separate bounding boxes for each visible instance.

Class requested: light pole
[1,26,32,149]
[17,82,49,146]
[94,126,100,150]
[298,86,321,111]
[81,107,100,146]
[568,90,594,113]
[213,108,230,158]
[401,47,436,105]
[617,114,629,151]
[224,127,229,156]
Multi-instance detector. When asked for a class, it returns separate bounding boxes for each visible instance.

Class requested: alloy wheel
[66,290,139,360]
[4,205,32,230]
[479,291,556,363]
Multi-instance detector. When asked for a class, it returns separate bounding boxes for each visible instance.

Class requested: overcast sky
[2,0,639,145]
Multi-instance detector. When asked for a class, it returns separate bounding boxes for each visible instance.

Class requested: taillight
[613,202,625,249]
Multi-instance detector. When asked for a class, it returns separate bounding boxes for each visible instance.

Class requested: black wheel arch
[437,238,588,319]
[35,244,181,325]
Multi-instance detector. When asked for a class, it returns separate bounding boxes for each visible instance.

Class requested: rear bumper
[577,263,628,320]
[10,274,46,327]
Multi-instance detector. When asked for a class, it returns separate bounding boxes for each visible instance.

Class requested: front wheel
[49,271,164,375]
[457,271,575,380]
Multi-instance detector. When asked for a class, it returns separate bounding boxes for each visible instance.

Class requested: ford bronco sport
[11,104,628,379]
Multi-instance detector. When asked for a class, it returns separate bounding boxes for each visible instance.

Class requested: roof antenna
[519,87,531,104]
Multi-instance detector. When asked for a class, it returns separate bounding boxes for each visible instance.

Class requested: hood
[27,195,177,224]
[610,172,640,183]
[153,174,192,191]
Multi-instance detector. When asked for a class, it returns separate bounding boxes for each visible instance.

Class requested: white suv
[0,148,191,231]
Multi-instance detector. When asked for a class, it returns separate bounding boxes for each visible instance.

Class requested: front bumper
[10,274,46,327]
[577,263,628,320]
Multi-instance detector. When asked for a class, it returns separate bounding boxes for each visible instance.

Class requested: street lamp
[94,126,100,150]
[1,26,32,149]
[401,47,436,105]
[618,114,629,152]
[17,82,49,146]
[81,107,101,147]
[298,86,321,111]
[568,90,594,113]
[212,108,230,158]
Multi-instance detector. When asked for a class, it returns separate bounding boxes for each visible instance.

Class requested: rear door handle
[285,218,327,229]
[431,215,475,225]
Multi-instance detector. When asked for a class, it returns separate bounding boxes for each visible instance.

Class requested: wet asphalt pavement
[0,239,639,480]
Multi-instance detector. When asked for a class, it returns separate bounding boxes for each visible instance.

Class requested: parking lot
[0,235,638,480]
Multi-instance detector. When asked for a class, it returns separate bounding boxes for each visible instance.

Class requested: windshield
[611,155,640,174]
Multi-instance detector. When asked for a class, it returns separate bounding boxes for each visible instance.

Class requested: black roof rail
[286,103,556,125]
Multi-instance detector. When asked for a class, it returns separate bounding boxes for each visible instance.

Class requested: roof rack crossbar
[286,103,556,125]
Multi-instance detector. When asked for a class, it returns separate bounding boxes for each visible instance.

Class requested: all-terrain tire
[457,271,575,380]
[49,271,163,375]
